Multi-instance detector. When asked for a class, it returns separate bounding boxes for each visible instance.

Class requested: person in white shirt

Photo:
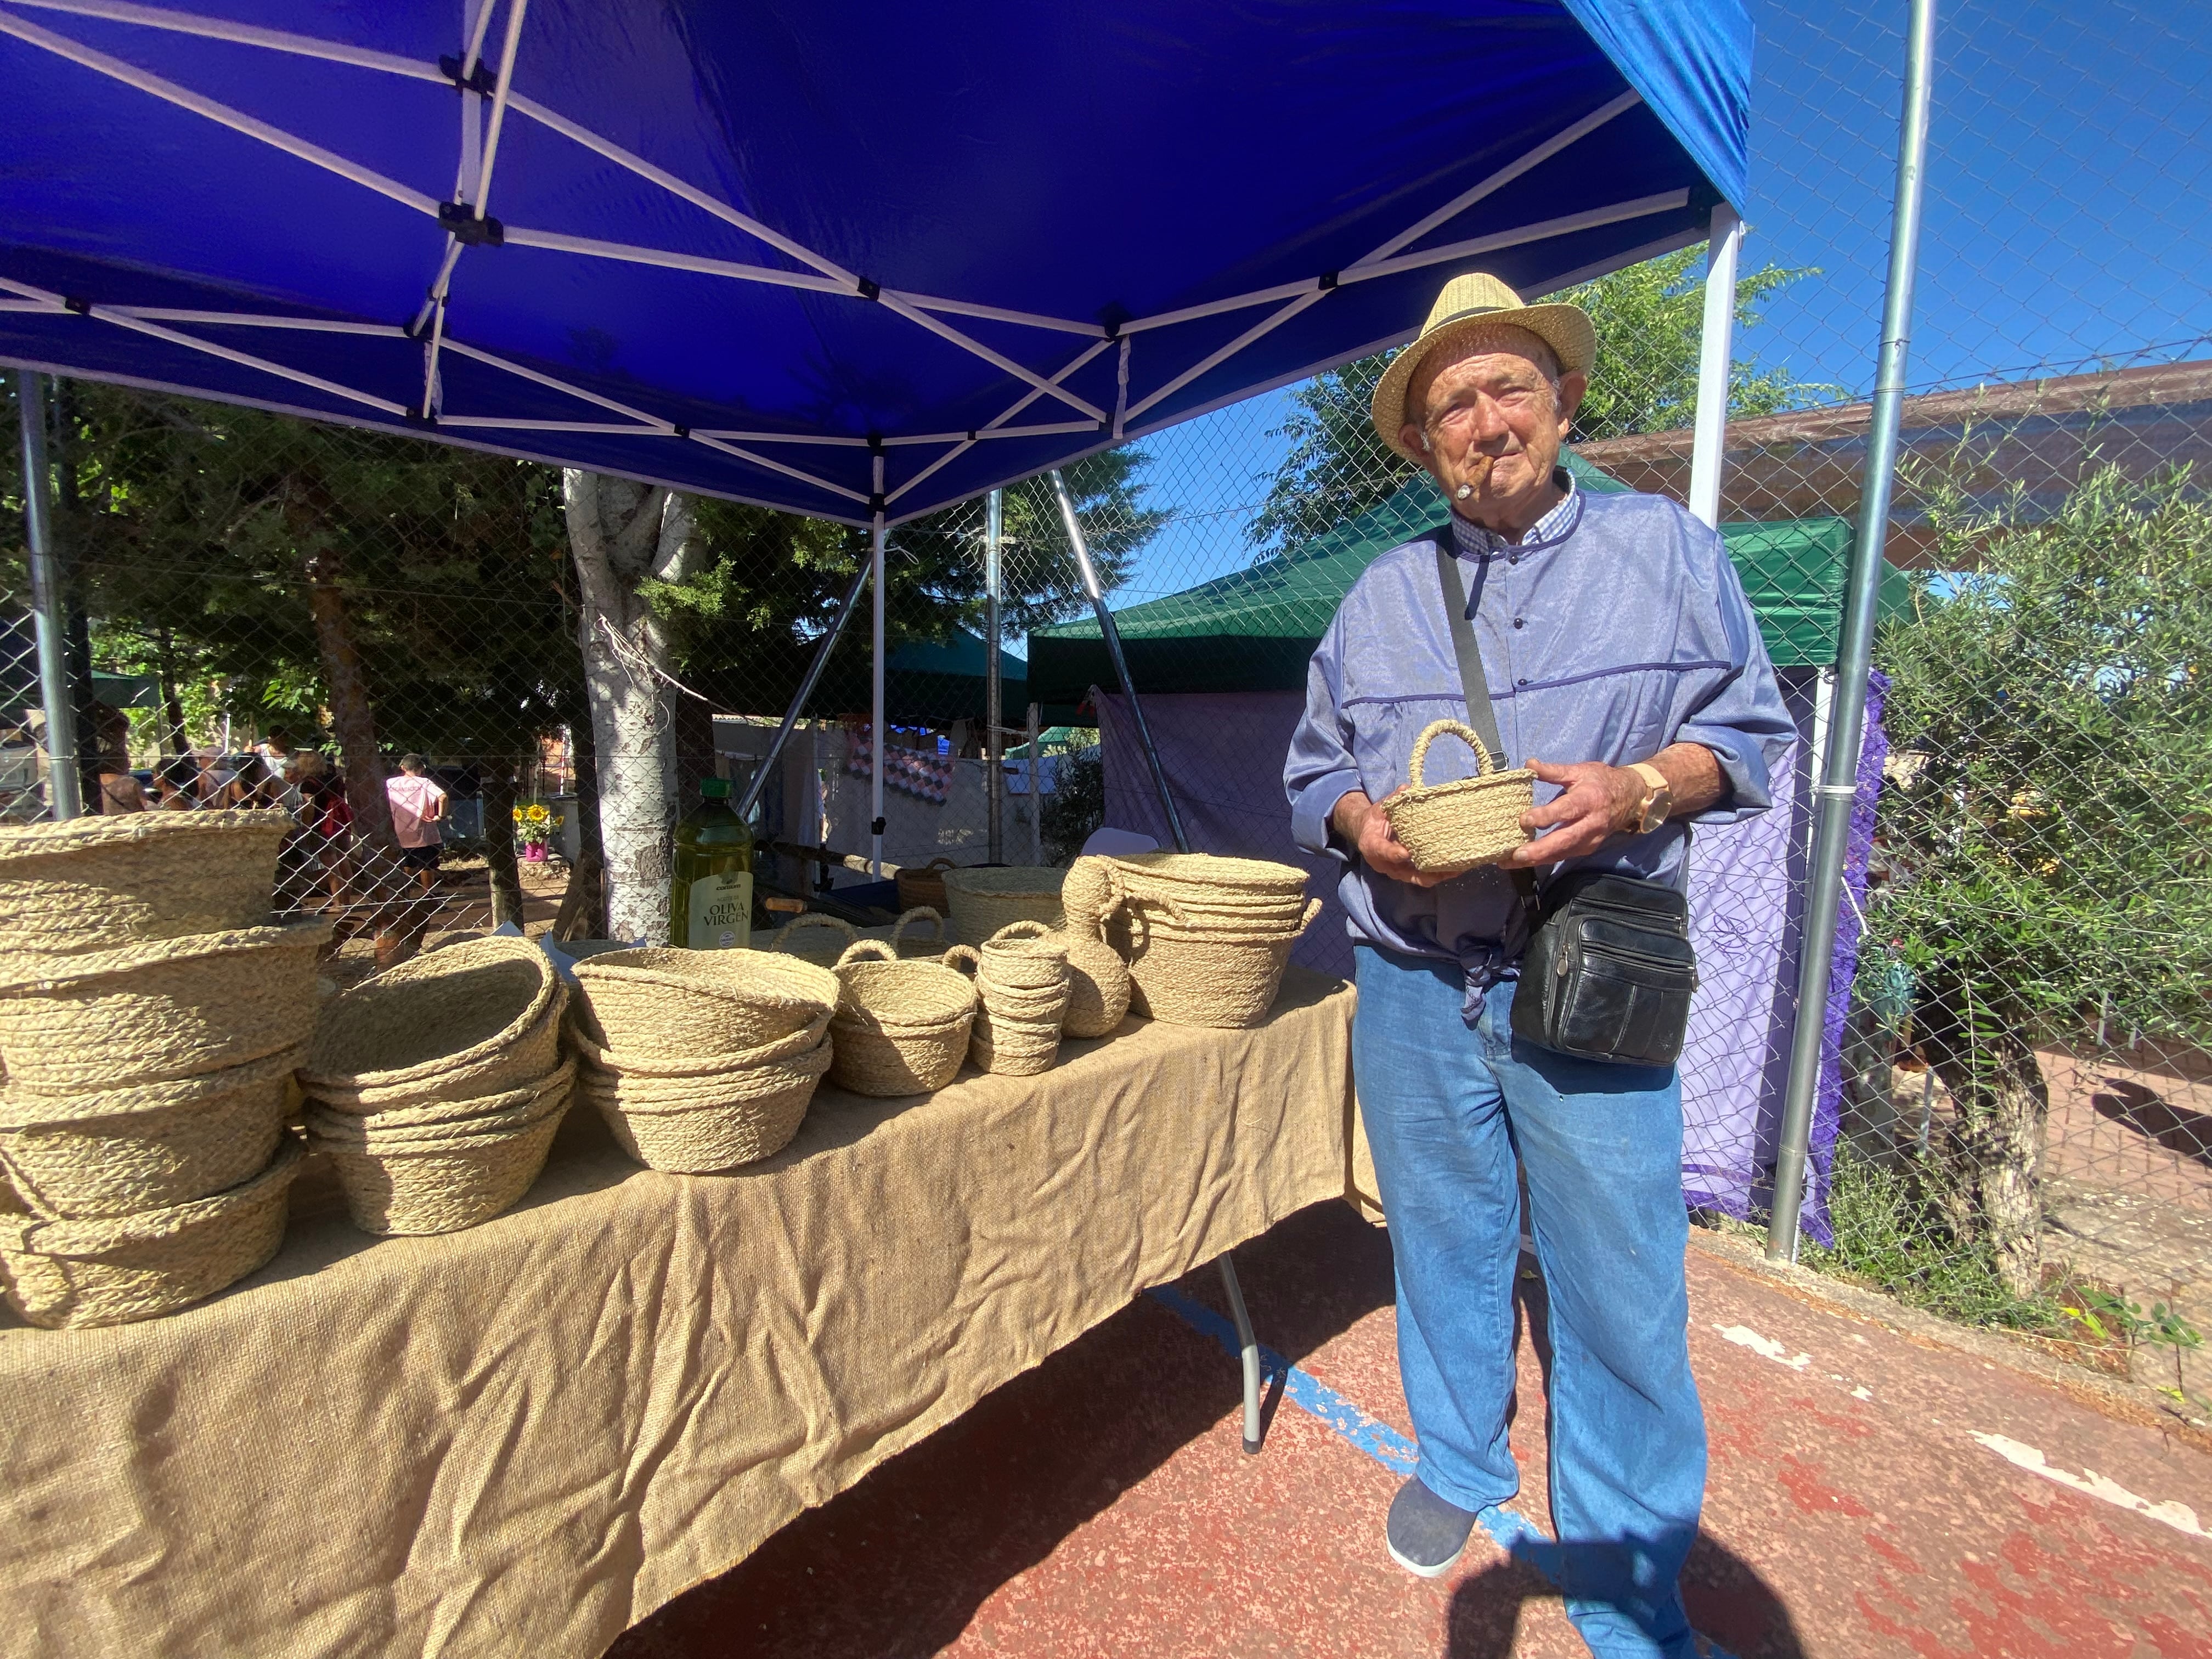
[383,753,448,894]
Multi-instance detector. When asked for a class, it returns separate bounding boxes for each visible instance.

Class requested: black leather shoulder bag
[1429,532,1699,1068]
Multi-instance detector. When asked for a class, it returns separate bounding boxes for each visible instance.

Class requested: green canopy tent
[1027,460,1909,704]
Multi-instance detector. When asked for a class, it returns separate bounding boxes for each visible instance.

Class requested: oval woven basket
[572,946,837,1056]
[300,936,563,1109]
[896,857,956,915]
[0,809,291,964]
[940,865,1067,947]
[1379,719,1535,872]
[0,1133,302,1329]
[574,1012,830,1082]
[583,1030,832,1172]
[305,1065,574,1237]
[827,940,978,1096]
[767,911,860,966]
[0,919,330,1097]
[0,1046,304,1220]
[1109,896,1323,1029]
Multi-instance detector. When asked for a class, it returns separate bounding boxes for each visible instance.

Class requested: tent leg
[869,506,886,878]
[985,489,1004,864]
[1217,1254,1265,1454]
[1025,701,1042,865]
[15,370,81,820]
[1687,202,1742,529]
[1047,469,1187,854]
[1768,0,1936,1263]
[735,557,873,822]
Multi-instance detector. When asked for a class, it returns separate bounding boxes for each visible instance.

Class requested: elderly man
[1285,274,1791,1656]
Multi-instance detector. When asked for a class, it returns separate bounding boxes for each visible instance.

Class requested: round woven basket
[0,1133,302,1329]
[0,809,290,964]
[0,1046,304,1220]
[300,936,563,1109]
[961,924,1073,1076]
[582,1029,832,1172]
[1379,719,1535,872]
[304,1064,574,1236]
[0,919,330,1097]
[572,946,837,1056]
[573,1012,829,1082]
[1109,896,1323,1029]
[768,911,860,966]
[827,940,978,1096]
[940,866,1067,947]
[896,857,956,914]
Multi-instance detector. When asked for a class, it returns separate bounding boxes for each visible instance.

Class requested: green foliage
[1875,453,2212,1052]
[1040,744,1105,866]
[1245,245,1835,552]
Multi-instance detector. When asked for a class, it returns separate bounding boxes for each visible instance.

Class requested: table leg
[1216,1253,1263,1454]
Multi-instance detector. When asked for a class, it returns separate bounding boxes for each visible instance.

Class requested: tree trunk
[481,758,525,929]
[301,544,396,854]
[1919,979,2051,1296]
[551,712,607,941]
[155,631,187,758]
[562,472,694,946]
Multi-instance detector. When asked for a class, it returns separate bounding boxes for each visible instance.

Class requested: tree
[1874,450,2212,1294]
[1246,245,1836,554]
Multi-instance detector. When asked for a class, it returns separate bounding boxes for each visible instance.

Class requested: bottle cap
[701,777,730,799]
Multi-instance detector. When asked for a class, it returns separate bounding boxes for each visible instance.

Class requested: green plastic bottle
[670,776,755,950]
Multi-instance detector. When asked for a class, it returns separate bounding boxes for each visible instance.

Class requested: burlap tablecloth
[0,967,1356,1659]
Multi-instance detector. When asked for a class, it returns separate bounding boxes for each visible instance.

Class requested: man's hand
[1331,788,1460,887]
[1498,744,1726,868]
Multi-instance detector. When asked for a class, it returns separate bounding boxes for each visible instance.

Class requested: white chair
[1079,826,1160,857]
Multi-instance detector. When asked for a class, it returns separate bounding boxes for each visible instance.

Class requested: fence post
[14,370,82,820]
[985,487,1005,864]
[1688,202,1743,530]
[869,504,886,877]
[1767,0,1936,1262]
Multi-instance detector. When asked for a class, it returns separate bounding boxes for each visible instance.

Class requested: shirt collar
[1449,467,1581,557]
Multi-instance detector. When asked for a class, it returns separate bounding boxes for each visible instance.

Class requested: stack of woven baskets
[940,865,1066,947]
[1063,851,1319,1029]
[0,810,324,1327]
[572,949,839,1171]
[963,922,1073,1076]
[298,936,571,1235]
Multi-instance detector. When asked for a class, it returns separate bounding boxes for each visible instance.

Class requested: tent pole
[1687,202,1742,529]
[1025,701,1042,865]
[1767,0,1934,1263]
[985,488,1004,864]
[1047,469,1187,855]
[15,370,81,820]
[735,556,872,822]
[870,506,886,878]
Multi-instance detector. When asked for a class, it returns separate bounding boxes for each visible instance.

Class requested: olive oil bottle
[670,776,754,949]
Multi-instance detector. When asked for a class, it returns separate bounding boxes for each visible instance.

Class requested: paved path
[612,1204,2212,1658]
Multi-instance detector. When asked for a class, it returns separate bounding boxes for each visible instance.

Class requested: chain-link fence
[4,1,2205,1408]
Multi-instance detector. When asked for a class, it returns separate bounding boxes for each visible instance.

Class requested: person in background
[253,726,295,766]
[152,754,200,810]
[290,752,352,905]
[92,703,144,813]
[385,753,448,894]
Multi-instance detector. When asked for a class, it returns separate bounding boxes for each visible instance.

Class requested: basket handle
[772,912,859,952]
[920,856,957,874]
[1407,718,1499,789]
[891,906,946,945]
[988,919,1053,944]
[940,944,981,975]
[1291,896,1324,939]
[834,939,897,968]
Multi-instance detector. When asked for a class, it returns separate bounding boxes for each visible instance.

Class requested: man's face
[1399,330,1586,527]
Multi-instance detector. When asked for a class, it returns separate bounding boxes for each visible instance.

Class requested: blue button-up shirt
[1284,476,1793,995]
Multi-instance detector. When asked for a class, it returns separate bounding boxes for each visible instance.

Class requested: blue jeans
[1352,945,1706,1659]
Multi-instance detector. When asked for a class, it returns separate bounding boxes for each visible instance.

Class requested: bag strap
[1432,528,1541,918]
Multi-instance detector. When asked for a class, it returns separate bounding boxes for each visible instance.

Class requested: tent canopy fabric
[1026,466,1904,704]
[1,1,1747,526]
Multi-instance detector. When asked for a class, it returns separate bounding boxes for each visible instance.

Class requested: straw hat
[1369,273,1596,466]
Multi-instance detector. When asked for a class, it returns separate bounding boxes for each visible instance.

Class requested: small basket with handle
[896,857,957,915]
[1379,719,1534,873]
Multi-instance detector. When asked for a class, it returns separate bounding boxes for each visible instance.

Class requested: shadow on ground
[607,1201,1397,1659]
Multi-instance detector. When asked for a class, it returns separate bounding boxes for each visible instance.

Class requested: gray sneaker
[1385,1475,1479,1578]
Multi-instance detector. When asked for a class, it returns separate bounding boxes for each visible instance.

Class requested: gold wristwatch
[1628,762,1672,834]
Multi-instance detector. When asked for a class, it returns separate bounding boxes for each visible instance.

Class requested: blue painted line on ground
[1146,1283,1741,1659]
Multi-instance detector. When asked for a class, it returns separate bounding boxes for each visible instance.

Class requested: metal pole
[1047,469,1188,855]
[1687,202,1743,530]
[15,370,82,819]
[1768,0,1934,1262]
[985,488,1005,864]
[1025,700,1042,864]
[870,506,887,878]
[735,556,873,821]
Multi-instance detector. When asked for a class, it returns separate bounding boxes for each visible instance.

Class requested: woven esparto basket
[896,857,957,915]
[0,919,330,1097]
[859,906,956,961]
[581,1025,832,1172]
[304,1063,574,1236]
[768,911,860,966]
[1110,894,1324,1029]
[1028,887,1133,1039]
[0,1046,304,1220]
[572,946,837,1056]
[0,1133,302,1329]
[1379,719,1535,873]
[940,866,1067,947]
[574,1012,830,1082]
[828,940,978,1096]
[964,924,1073,1076]
[0,809,290,964]
[300,936,564,1110]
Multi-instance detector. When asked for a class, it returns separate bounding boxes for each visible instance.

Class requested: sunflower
[527,804,551,823]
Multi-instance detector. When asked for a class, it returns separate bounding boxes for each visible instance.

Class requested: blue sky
[1100,0,2211,612]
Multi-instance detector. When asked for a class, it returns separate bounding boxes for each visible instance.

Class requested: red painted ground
[610,1204,2212,1659]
